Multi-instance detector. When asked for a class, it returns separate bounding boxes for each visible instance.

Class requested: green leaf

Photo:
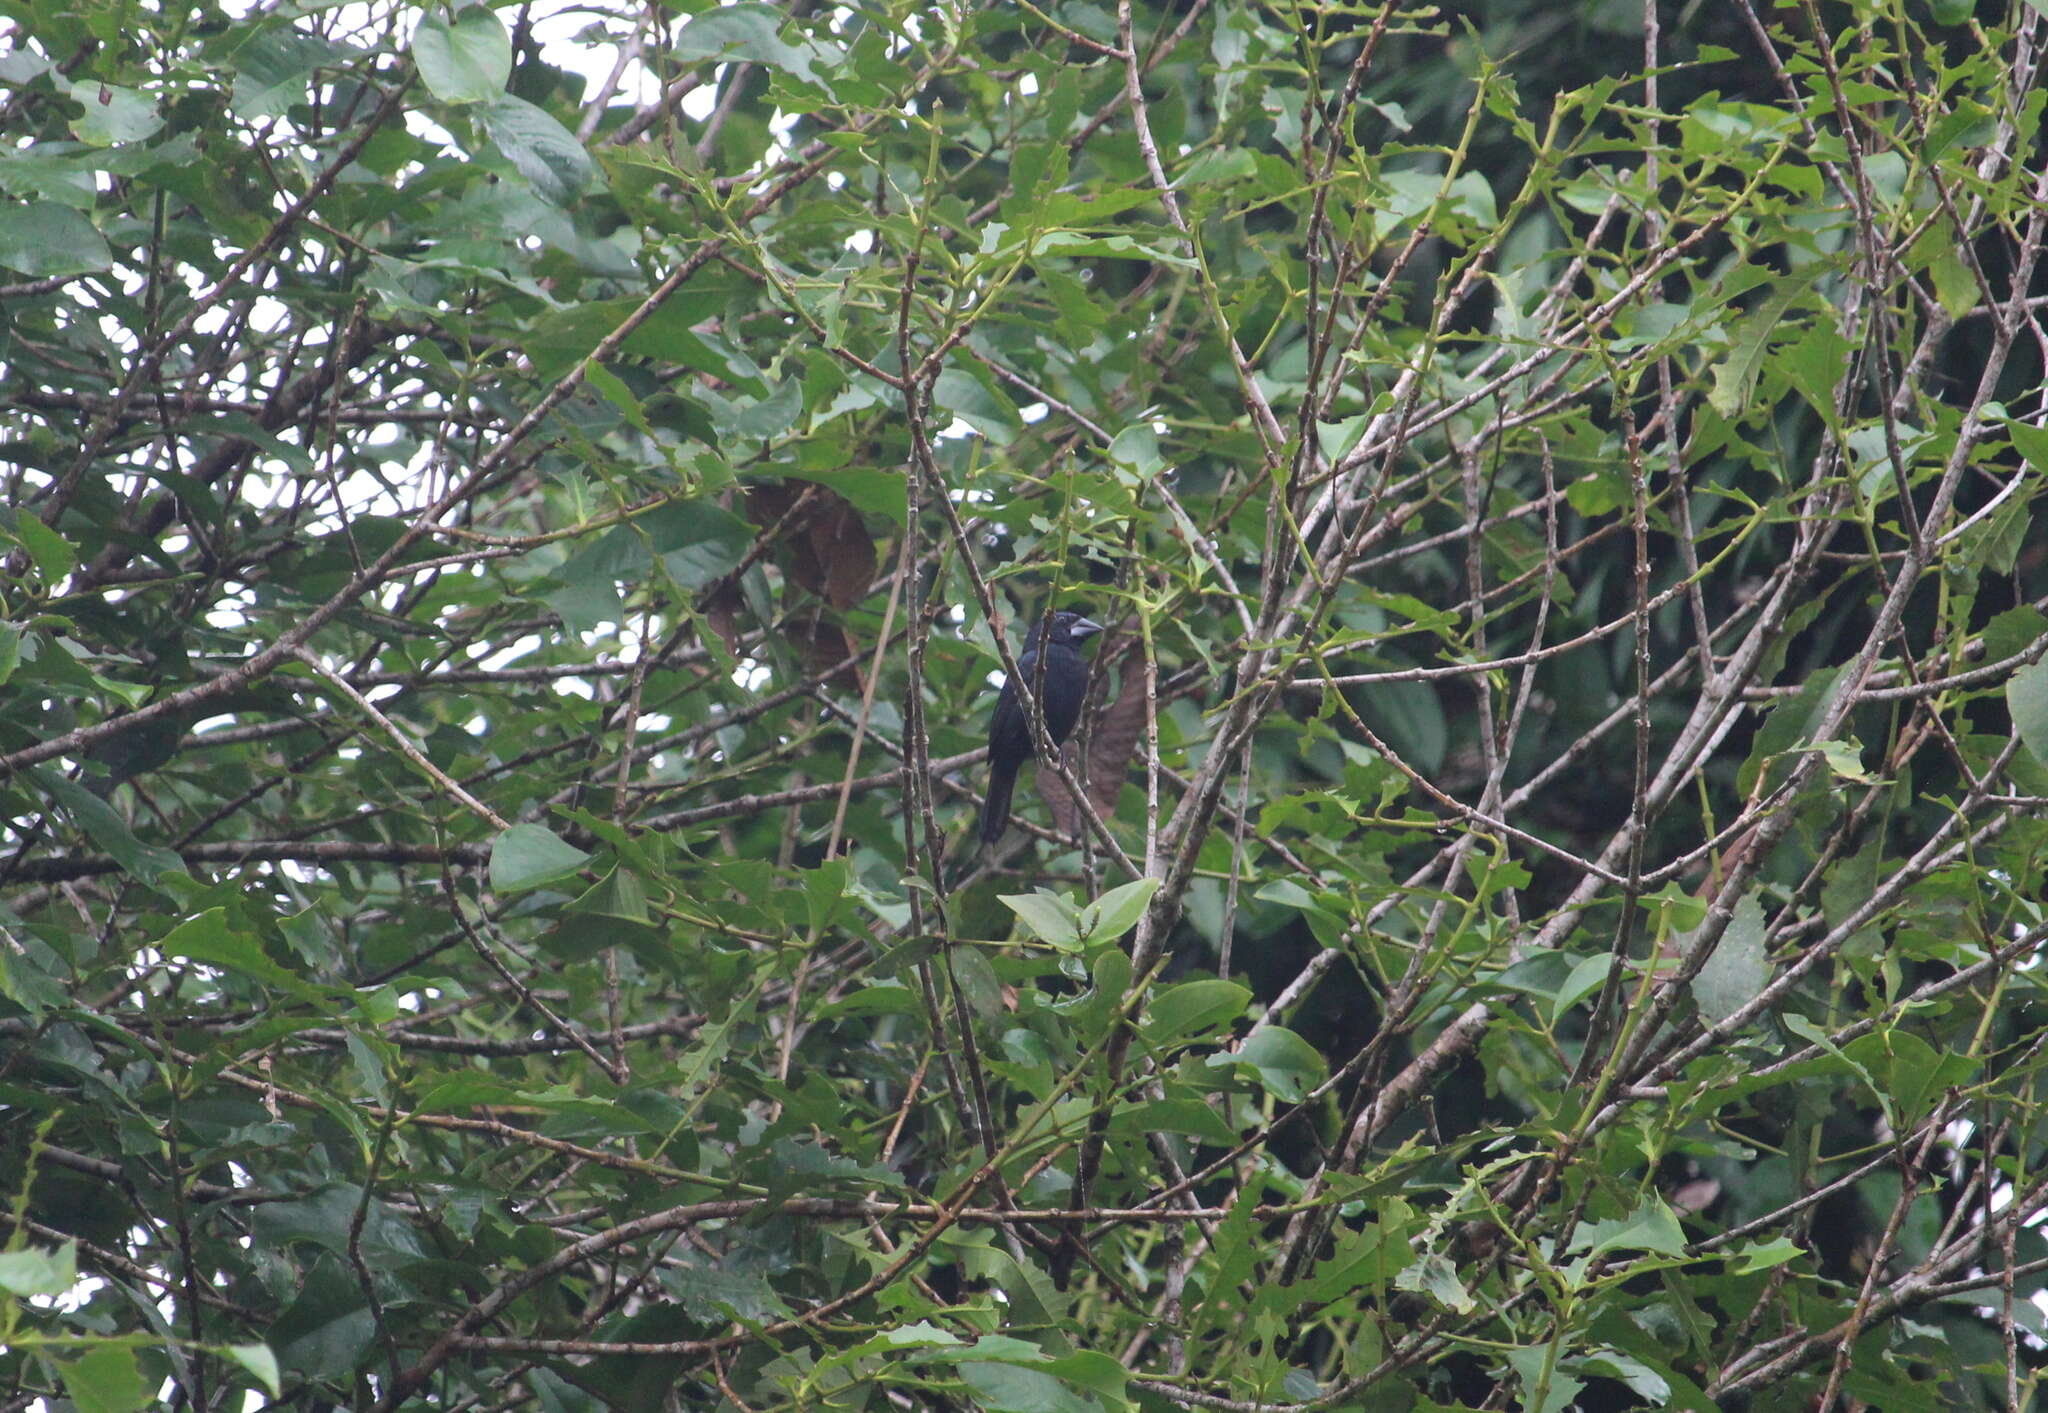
[956,1361,1090,1413]
[545,525,636,631]
[13,509,78,579]
[1210,1025,1327,1101]
[1491,950,1574,1007]
[568,864,650,923]
[1782,1012,1883,1101]
[0,1240,77,1296]
[802,857,849,933]
[0,925,66,1016]
[413,6,511,104]
[2010,659,2048,769]
[584,361,649,433]
[34,768,187,886]
[1556,953,1613,1017]
[1393,1250,1475,1313]
[775,466,908,526]
[671,3,834,84]
[1738,663,1846,797]
[229,29,346,119]
[1109,1096,1238,1144]
[1108,424,1164,478]
[1729,1236,1804,1273]
[1360,676,1447,774]
[645,500,752,589]
[1707,270,1822,418]
[0,203,110,277]
[160,909,306,992]
[1689,891,1768,1025]
[944,1340,1127,1412]
[1844,1027,1979,1126]
[221,1343,282,1397]
[1078,877,1160,947]
[1641,881,1707,934]
[933,367,1023,445]
[1505,1345,1585,1413]
[61,79,163,145]
[1029,230,1196,267]
[1810,736,1874,783]
[949,943,1005,1018]
[1571,1194,1688,1257]
[490,823,592,893]
[58,1344,152,1413]
[267,1257,375,1381]
[1001,890,1084,950]
[1175,146,1257,188]
[1780,317,1854,425]
[481,94,592,204]
[848,1321,964,1355]
[1040,1351,1127,1400]
[1144,978,1250,1044]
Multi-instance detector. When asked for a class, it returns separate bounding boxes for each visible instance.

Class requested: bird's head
[1042,611,1105,646]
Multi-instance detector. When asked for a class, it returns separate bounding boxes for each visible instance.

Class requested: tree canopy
[4,0,2048,1409]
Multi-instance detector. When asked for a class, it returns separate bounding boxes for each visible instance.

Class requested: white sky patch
[478,634,546,669]
[404,107,460,153]
[95,312,141,356]
[25,1271,109,1325]
[682,84,718,122]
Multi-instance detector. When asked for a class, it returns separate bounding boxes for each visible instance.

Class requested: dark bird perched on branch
[980,611,1104,847]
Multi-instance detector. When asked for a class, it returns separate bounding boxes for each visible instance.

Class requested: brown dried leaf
[790,617,862,692]
[744,481,877,609]
[743,479,805,524]
[811,498,877,609]
[728,482,874,688]
[1034,639,1146,838]
[1083,649,1147,818]
[1038,741,1083,838]
[702,582,745,659]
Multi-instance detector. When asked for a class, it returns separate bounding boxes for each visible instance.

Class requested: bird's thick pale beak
[1071,617,1105,639]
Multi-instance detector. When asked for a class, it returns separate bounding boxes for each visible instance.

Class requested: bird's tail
[979,763,1016,847]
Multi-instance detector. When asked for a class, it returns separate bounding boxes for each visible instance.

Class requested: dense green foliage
[5,0,2048,1409]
